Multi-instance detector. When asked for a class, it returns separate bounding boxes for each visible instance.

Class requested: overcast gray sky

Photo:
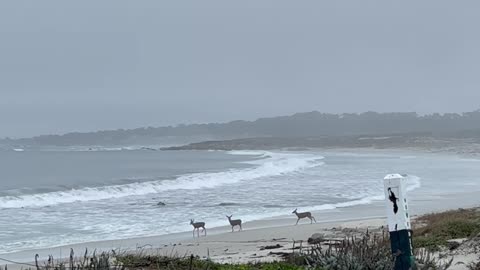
[1,1,479,138]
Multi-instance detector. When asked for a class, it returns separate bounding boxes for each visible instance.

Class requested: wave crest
[0,151,324,209]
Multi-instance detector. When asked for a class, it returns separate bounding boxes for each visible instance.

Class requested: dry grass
[413,208,480,250]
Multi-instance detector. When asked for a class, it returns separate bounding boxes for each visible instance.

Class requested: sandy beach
[3,215,384,268]
[3,189,479,269]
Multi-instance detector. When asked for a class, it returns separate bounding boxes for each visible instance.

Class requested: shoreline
[2,147,480,269]
[3,189,479,267]
[2,216,387,269]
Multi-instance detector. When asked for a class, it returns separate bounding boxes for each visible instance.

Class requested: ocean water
[0,148,480,254]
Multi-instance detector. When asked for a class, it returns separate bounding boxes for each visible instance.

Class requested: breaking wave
[221,175,423,224]
[0,151,324,209]
[307,175,422,212]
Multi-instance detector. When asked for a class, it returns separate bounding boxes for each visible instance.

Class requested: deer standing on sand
[226,215,242,232]
[292,209,316,225]
[190,219,207,238]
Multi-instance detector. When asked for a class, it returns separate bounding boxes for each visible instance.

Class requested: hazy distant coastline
[160,134,480,156]
[2,110,480,152]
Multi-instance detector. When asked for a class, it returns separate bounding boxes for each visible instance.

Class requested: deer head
[292,209,298,214]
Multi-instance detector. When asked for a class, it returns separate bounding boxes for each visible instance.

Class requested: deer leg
[231,226,234,232]
[240,224,242,231]
[193,229,195,238]
[312,216,317,223]
[204,227,207,236]
[309,217,313,224]
[295,218,300,225]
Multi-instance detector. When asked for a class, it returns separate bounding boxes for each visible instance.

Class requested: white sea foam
[62,146,155,152]
[318,175,422,210]
[265,175,422,217]
[198,177,422,229]
[0,152,324,209]
[227,150,268,156]
[208,175,423,225]
[406,175,422,191]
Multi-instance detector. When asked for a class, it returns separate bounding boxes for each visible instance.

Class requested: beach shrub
[302,233,394,270]
[297,232,453,270]
[89,252,315,270]
[18,249,323,270]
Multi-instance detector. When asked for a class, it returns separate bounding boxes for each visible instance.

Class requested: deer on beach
[190,219,207,238]
[226,215,242,232]
[292,209,316,225]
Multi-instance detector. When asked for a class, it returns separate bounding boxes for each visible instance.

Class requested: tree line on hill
[2,110,480,146]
